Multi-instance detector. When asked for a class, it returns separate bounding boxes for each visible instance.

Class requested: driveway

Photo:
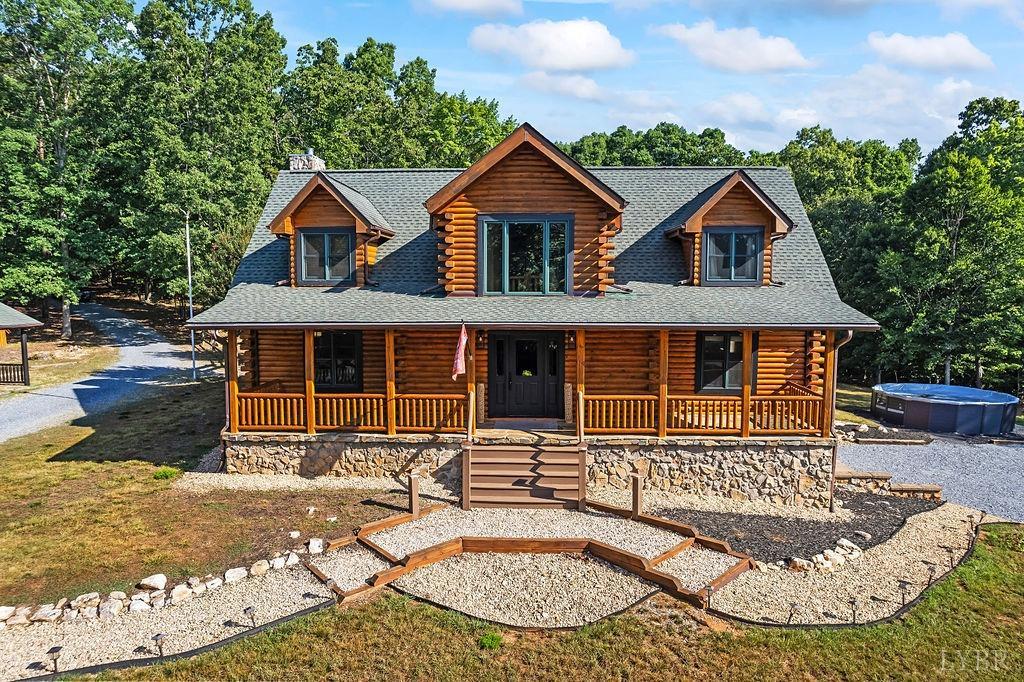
[0,302,200,444]
[839,438,1024,522]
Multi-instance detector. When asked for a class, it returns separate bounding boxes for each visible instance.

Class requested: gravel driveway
[839,438,1024,522]
[0,303,198,444]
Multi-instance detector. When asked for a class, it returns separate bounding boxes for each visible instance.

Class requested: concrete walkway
[0,303,200,444]
[840,438,1024,522]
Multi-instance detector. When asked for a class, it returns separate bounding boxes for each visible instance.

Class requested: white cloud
[697,93,774,130]
[867,31,994,70]
[468,19,635,71]
[426,0,523,15]
[520,71,607,101]
[652,20,812,73]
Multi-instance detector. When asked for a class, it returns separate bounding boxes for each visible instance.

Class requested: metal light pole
[185,211,197,381]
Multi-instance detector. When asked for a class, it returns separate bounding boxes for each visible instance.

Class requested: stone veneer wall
[587,438,836,509]
[223,432,463,489]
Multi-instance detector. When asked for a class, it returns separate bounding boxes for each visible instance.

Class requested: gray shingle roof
[0,303,42,329]
[321,175,392,233]
[190,166,877,330]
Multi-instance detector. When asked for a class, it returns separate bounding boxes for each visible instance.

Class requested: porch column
[20,330,30,386]
[741,329,753,438]
[466,328,476,437]
[822,330,837,437]
[658,329,668,438]
[576,329,586,438]
[226,329,239,433]
[303,330,316,435]
[385,329,397,435]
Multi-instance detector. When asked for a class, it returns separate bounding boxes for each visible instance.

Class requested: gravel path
[309,545,392,592]
[588,486,936,563]
[0,565,332,680]
[0,303,201,443]
[368,507,686,560]
[713,502,981,625]
[395,552,658,628]
[840,438,1024,522]
[175,471,458,502]
[656,548,742,592]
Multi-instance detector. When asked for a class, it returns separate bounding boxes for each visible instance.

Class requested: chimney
[289,148,326,171]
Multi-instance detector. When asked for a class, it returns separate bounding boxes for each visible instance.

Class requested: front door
[488,332,563,418]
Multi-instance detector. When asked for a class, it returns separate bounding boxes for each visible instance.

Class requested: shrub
[478,632,502,651]
[153,466,182,480]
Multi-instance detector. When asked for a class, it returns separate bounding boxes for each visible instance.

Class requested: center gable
[426,124,627,297]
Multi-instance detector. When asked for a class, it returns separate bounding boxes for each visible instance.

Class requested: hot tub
[871,383,1019,436]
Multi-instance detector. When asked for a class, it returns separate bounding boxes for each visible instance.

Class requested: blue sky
[253,0,1022,152]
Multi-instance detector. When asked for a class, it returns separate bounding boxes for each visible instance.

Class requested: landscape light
[703,586,714,608]
[848,598,858,625]
[47,646,62,673]
[897,580,912,607]
[927,565,937,584]
[244,605,256,628]
[153,633,166,657]
[787,602,800,625]
[946,546,955,569]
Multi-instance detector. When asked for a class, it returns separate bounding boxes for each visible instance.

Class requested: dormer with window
[268,171,394,287]
[424,124,627,297]
[664,170,794,286]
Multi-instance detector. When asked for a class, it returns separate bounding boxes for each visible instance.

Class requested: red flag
[451,323,468,381]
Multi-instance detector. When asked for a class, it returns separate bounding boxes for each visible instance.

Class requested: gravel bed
[369,507,686,560]
[309,545,392,592]
[395,552,658,628]
[713,502,981,625]
[0,566,332,680]
[175,472,458,502]
[588,486,936,563]
[840,438,1024,522]
[656,548,742,592]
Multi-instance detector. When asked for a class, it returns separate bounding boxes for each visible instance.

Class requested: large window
[481,216,571,295]
[313,331,362,391]
[698,332,744,392]
[703,227,763,284]
[299,229,354,285]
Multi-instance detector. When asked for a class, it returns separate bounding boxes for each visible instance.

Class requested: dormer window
[703,227,763,285]
[299,228,355,285]
[480,215,572,295]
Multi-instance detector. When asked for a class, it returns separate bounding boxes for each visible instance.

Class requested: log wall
[585,330,658,394]
[433,144,617,295]
[254,330,304,392]
[693,184,774,286]
[395,329,464,394]
[756,331,807,395]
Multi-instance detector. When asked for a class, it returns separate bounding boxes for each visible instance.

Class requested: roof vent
[288,149,326,171]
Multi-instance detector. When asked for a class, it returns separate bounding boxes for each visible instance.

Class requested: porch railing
[395,393,467,433]
[0,363,26,385]
[666,395,743,435]
[315,393,387,432]
[237,392,307,431]
[582,395,658,434]
[750,395,823,435]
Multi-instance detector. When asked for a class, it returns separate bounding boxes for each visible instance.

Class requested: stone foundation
[587,438,836,509]
[222,432,464,490]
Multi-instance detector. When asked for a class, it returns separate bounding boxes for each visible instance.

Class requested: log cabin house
[0,303,42,386]
[189,124,878,509]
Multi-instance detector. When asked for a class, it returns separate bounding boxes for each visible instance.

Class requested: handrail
[583,394,658,434]
[577,390,585,442]
[781,381,822,397]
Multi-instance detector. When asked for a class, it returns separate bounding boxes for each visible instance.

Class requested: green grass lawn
[104,524,1024,681]
[835,383,880,426]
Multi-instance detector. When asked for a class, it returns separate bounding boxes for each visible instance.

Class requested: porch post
[385,329,396,435]
[658,329,668,438]
[822,330,836,437]
[303,330,316,435]
[226,329,239,433]
[466,328,476,437]
[20,330,30,386]
[576,328,586,439]
[741,329,753,438]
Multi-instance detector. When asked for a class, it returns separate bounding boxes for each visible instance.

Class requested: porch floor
[475,419,577,444]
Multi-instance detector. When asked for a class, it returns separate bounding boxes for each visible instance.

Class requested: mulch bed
[648,491,940,564]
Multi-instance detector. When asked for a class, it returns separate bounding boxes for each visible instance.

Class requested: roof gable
[663,170,795,238]
[424,123,627,214]
[269,172,395,238]
[0,302,42,329]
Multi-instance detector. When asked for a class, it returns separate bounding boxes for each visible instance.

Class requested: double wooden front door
[488,332,564,418]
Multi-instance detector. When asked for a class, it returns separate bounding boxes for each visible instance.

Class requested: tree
[0,0,132,337]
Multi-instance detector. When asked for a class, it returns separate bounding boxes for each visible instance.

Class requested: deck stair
[462,443,587,509]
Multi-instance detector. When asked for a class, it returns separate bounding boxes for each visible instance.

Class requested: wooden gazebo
[0,302,42,386]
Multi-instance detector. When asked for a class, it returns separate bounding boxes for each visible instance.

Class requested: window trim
[297,227,356,286]
[701,225,764,287]
[313,330,363,392]
[477,214,574,296]
[696,331,754,395]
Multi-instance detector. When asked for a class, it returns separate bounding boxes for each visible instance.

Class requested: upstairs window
[698,332,744,393]
[299,229,354,285]
[703,227,763,285]
[481,216,571,295]
[314,331,362,391]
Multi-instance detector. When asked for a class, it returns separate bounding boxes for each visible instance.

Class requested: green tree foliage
[562,123,745,167]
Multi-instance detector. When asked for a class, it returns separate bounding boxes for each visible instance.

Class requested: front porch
[223,327,839,440]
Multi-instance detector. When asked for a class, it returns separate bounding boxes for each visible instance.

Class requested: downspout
[828,329,854,513]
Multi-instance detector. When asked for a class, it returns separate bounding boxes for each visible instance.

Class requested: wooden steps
[463,443,586,509]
